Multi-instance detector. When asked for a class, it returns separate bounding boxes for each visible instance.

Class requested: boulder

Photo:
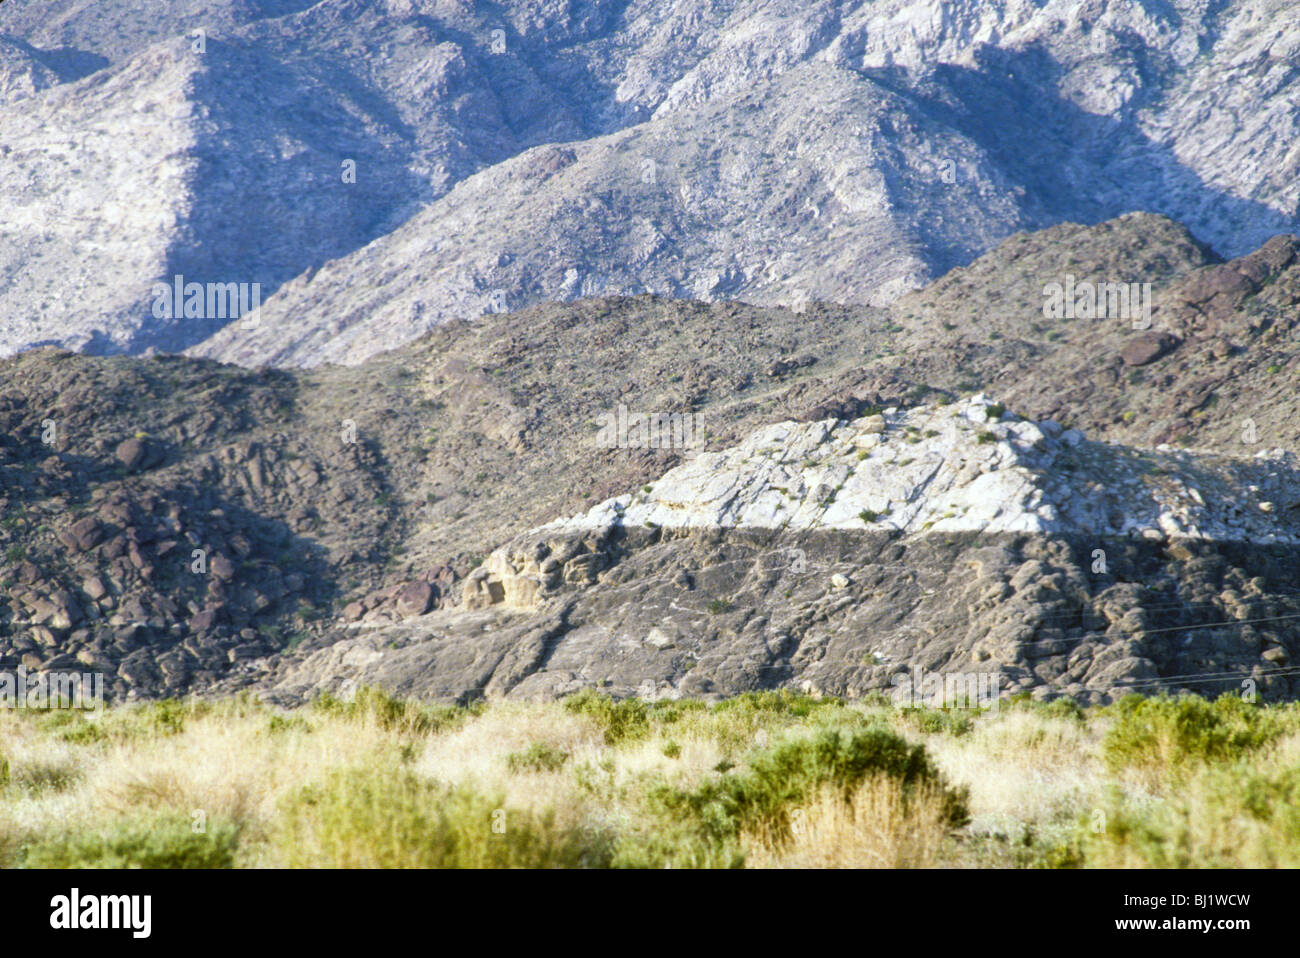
[1121,332,1180,366]
[189,608,220,633]
[395,580,435,617]
[114,438,161,472]
[59,515,105,551]
[30,590,81,631]
[82,575,108,600]
[210,554,237,581]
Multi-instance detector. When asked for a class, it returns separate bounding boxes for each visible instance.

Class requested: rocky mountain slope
[2,0,1298,362]
[0,288,894,699]
[3,213,1298,703]
[187,57,1036,367]
[0,0,583,355]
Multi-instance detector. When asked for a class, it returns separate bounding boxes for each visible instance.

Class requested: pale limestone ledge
[532,395,1300,543]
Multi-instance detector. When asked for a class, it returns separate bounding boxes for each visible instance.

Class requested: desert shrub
[41,711,107,745]
[311,686,470,736]
[1102,694,1285,772]
[1003,693,1086,723]
[643,698,708,726]
[694,691,859,751]
[563,690,649,745]
[505,742,569,773]
[192,692,264,723]
[6,756,79,794]
[611,815,747,869]
[1083,765,1300,867]
[712,690,845,720]
[900,707,975,737]
[743,775,957,868]
[137,699,193,735]
[648,726,968,857]
[20,814,240,868]
[266,713,314,735]
[274,768,611,868]
[614,693,853,758]
[37,699,196,745]
[1034,697,1086,723]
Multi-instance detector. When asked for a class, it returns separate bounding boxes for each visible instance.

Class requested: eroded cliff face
[263,524,1300,707]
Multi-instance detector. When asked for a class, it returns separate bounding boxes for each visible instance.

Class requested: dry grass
[744,776,951,868]
[925,708,1104,824]
[2,691,1298,868]
[0,699,409,863]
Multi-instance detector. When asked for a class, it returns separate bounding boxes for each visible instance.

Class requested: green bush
[39,699,196,744]
[649,726,969,853]
[311,686,470,736]
[643,699,708,725]
[1083,765,1300,867]
[1102,694,1285,772]
[6,757,78,794]
[266,714,314,735]
[46,714,107,745]
[711,690,845,720]
[902,707,975,737]
[139,699,189,735]
[275,768,611,868]
[1005,693,1087,723]
[21,815,240,868]
[563,690,650,745]
[505,743,570,773]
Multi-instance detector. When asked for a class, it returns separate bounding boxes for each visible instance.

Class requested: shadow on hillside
[862,38,1296,273]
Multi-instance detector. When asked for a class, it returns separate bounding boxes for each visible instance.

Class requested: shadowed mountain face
[2,214,1299,703]
[2,0,1298,361]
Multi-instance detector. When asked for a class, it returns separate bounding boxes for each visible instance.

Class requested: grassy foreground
[2,688,1299,868]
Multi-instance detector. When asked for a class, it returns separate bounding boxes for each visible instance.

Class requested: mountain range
[3,210,1299,703]
[2,0,1298,364]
